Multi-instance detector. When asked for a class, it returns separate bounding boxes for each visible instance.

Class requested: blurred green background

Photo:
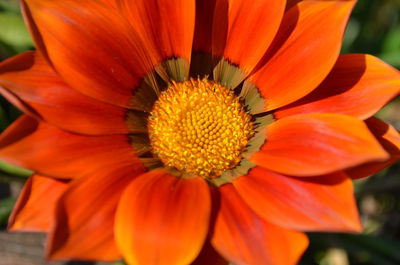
[0,0,399,264]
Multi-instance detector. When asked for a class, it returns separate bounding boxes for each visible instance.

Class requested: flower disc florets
[148,78,254,178]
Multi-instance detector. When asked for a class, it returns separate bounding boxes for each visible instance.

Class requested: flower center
[148,78,254,178]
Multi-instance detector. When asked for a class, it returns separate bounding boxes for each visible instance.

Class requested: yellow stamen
[148,78,254,178]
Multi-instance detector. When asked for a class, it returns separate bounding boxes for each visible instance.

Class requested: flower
[0,0,399,264]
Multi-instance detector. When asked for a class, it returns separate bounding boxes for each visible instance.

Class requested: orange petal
[347,118,400,179]
[212,184,309,265]
[23,0,155,108]
[217,0,286,72]
[119,0,195,62]
[251,113,389,176]
[101,0,117,7]
[46,167,144,261]
[0,115,144,179]
[234,167,362,232]
[115,170,211,265]
[8,174,68,232]
[0,51,143,135]
[276,54,400,119]
[247,0,356,111]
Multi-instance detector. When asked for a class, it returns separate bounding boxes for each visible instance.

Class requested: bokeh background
[0,0,399,264]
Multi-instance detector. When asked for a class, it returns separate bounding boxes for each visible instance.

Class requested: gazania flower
[1,0,399,264]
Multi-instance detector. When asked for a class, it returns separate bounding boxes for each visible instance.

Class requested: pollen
[148,78,254,178]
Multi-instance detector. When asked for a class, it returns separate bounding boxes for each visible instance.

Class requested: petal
[234,167,362,232]
[20,1,49,63]
[285,0,301,10]
[101,0,117,7]
[212,184,309,265]
[247,0,356,111]
[217,0,286,72]
[0,53,40,118]
[276,54,400,119]
[47,167,144,261]
[119,0,195,61]
[8,174,68,232]
[192,0,218,53]
[190,0,224,78]
[347,118,400,179]
[115,170,211,265]
[23,0,156,108]
[0,51,146,135]
[0,115,144,179]
[251,113,389,176]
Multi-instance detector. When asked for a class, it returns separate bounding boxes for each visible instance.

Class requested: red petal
[286,0,301,10]
[120,0,195,61]
[247,0,356,111]
[192,0,218,53]
[0,53,40,118]
[347,118,400,179]
[251,113,389,176]
[0,115,144,179]
[47,167,144,261]
[212,184,309,265]
[0,51,144,135]
[234,167,362,232]
[21,1,49,64]
[115,170,211,265]
[8,174,68,232]
[218,0,285,72]
[276,54,400,119]
[23,0,155,108]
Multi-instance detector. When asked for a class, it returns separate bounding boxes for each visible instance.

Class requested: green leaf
[382,26,400,54]
[307,233,400,265]
[0,0,20,13]
[112,261,127,265]
[0,161,32,177]
[338,233,400,265]
[0,197,16,227]
[379,51,400,69]
[0,12,33,51]
[341,19,360,53]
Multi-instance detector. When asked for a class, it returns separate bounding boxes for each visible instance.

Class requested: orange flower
[0,0,399,264]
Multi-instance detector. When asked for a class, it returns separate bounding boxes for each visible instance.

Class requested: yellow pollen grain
[148,78,254,178]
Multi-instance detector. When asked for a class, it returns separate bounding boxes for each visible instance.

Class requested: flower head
[148,78,254,178]
[0,0,399,265]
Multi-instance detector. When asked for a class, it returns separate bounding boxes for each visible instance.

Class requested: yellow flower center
[148,78,254,178]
